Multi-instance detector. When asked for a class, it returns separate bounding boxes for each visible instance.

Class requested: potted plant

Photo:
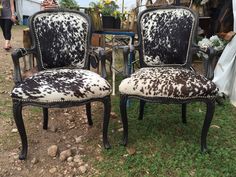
[89,0,121,29]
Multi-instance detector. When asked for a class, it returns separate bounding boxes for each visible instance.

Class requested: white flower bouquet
[198,35,227,51]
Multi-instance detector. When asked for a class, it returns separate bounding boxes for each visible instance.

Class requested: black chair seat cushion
[119,67,218,99]
[11,69,111,103]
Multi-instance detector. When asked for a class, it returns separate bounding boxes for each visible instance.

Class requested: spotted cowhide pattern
[140,8,195,66]
[32,12,89,69]
[119,67,218,98]
[11,69,111,102]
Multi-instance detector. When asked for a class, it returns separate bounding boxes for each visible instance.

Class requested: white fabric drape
[213,0,236,107]
[15,0,23,24]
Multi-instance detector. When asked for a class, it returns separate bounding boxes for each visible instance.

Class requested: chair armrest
[192,43,217,80]
[11,48,36,84]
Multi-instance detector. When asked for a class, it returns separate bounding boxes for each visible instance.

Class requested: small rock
[66,144,72,148]
[11,128,18,133]
[67,156,73,162]
[39,169,44,174]
[73,155,83,165]
[75,136,82,143]
[47,145,58,157]
[78,146,84,151]
[189,169,196,176]
[68,162,75,167]
[118,128,123,132]
[68,124,75,129]
[110,112,118,119]
[79,166,87,174]
[68,116,75,122]
[60,149,72,161]
[13,154,19,160]
[17,167,22,171]
[126,147,136,155]
[49,167,57,174]
[64,112,70,116]
[31,157,38,164]
[96,156,103,161]
[63,169,68,175]
[210,125,220,129]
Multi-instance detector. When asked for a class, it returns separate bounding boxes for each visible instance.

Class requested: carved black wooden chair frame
[119,6,218,152]
[11,9,111,160]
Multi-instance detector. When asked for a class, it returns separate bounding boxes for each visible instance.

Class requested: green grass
[87,68,236,177]
[92,98,236,177]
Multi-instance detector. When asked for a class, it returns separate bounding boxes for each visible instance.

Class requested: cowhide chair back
[119,6,218,152]
[11,9,112,160]
[139,6,195,67]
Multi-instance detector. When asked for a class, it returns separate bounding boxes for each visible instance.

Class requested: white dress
[213,0,236,107]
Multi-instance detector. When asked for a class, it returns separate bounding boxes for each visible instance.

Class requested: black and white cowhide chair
[11,9,112,160]
[119,6,218,152]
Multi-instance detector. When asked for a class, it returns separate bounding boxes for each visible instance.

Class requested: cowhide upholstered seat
[12,69,111,102]
[11,9,111,160]
[119,67,218,98]
[119,6,218,152]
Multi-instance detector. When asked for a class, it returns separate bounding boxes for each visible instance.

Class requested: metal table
[94,30,135,95]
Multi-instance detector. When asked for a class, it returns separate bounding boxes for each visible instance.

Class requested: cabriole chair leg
[120,95,128,146]
[43,107,48,130]
[86,103,93,126]
[103,96,111,149]
[201,101,215,152]
[13,100,28,160]
[139,100,146,120]
[182,103,187,124]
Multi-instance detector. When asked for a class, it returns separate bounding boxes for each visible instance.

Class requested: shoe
[3,45,12,51]
[3,47,11,51]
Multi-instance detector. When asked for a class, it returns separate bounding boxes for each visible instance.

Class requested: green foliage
[59,0,79,10]
[101,1,119,16]
[89,0,120,18]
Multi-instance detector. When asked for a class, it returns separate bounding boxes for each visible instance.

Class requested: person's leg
[3,19,13,49]
[0,19,7,40]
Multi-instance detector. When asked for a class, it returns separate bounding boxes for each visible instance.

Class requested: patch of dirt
[0,26,114,177]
